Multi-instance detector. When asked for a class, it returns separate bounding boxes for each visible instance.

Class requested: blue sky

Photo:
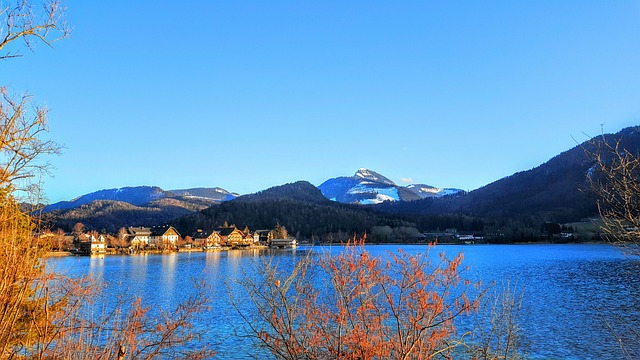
[2,1,640,202]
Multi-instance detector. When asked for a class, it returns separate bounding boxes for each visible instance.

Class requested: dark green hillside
[378,126,640,224]
[234,181,331,203]
[174,181,417,241]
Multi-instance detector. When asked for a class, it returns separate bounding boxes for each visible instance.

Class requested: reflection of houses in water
[161,253,178,291]
[89,253,105,284]
[129,253,149,283]
[205,250,222,270]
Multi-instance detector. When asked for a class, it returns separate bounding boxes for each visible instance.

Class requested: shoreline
[45,241,615,258]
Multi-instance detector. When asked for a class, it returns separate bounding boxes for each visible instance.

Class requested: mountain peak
[354,168,395,186]
[319,169,463,205]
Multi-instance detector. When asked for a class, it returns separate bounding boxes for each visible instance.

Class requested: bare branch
[585,132,640,255]
[0,0,70,60]
[0,86,62,192]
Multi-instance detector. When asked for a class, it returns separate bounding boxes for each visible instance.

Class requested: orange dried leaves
[242,236,482,359]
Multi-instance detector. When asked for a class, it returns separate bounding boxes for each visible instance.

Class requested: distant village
[40,223,296,256]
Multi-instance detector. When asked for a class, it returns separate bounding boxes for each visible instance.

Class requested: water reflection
[88,254,105,283]
[45,245,639,359]
[128,253,149,284]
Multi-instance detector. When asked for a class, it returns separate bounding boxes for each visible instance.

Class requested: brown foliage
[0,187,215,358]
[34,280,214,359]
[0,2,213,357]
[235,237,484,359]
[0,187,45,354]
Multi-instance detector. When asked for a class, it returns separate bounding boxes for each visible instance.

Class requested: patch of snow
[357,187,400,204]
[355,168,372,179]
[354,168,395,186]
[406,184,462,198]
[375,187,400,201]
[184,195,215,200]
[359,193,397,205]
[413,185,442,194]
[440,188,463,196]
[347,184,372,195]
[360,199,378,205]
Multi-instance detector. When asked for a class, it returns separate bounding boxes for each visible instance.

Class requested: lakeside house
[127,226,151,249]
[190,229,222,249]
[243,229,255,245]
[253,230,271,245]
[270,237,297,249]
[216,227,250,247]
[149,225,180,248]
[74,233,106,255]
[45,223,295,255]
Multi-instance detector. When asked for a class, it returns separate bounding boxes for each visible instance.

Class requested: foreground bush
[235,238,491,359]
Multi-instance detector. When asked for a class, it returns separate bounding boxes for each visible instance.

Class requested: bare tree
[48,227,65,250]
[109,226,130,250]
[0,0,70,60]
[587,135,640,255]
[0,87,62,191]
[233,237,486,359]
[272,223,288,239]
[0,2,214,357]
[0,0,67,196]
[72,221,84,237]
[585,133,640,359]
[466,280,526,360]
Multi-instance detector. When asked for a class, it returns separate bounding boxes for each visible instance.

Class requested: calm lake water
[48,244,640,359]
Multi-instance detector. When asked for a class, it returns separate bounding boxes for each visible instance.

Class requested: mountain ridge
[42,125,640,237]
[44,186,237,212]
[376,125,640,222]
[318,168,464,204]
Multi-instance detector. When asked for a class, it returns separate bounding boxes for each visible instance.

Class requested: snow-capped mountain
[44,186,168,212]
[354,168,396,186]
[43,186,237,212]
[318,168,463,205]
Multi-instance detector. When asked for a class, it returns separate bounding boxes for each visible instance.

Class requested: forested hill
[233,181,331,204]
[376,126,640,223]
[42,196,218,233]
[42,200,195,233]
[173,181,416,240]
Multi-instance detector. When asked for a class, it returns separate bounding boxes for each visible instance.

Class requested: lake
[48,244,640,359]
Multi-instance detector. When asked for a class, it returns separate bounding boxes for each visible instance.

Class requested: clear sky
[2,1,640,203]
